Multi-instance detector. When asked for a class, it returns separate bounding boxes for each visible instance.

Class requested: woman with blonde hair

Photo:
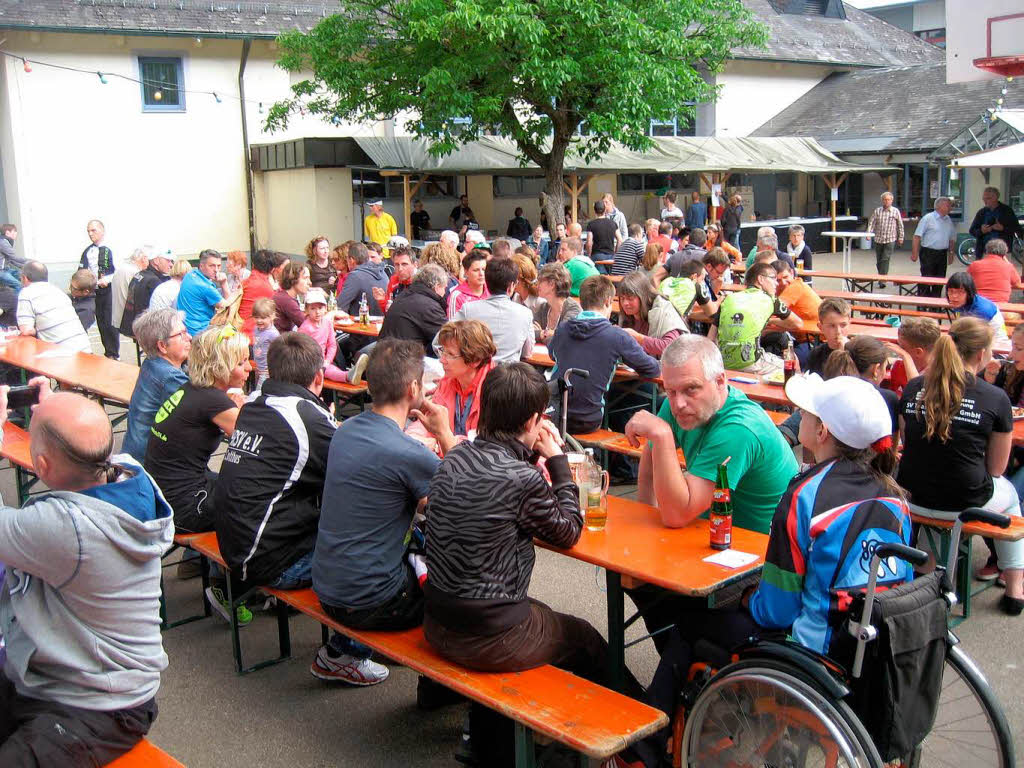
[616,271,687,357]
[149,257,192,312]
[639,241,664,283]
[512,252,542,311]
[897,316,1024,614]
[305,234,337,292]
[143,325,251,535]
[533,263,580,343]
[330,242,353,294]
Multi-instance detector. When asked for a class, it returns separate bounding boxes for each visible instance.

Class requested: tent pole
[403,174,412,241]
[826,173,837,254]
[570,173,579,225]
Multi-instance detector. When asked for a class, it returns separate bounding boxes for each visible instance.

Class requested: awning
[950,141,1024,169]
[353,135,892,176]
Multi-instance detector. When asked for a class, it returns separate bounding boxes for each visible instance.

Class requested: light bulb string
[2,48,276,109]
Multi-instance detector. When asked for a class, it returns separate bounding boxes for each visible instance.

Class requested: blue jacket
[337,261,388,316]
[123,357,190,462]
[549,312,660,433]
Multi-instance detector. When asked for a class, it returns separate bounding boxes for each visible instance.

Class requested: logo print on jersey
[859,538,898,579]
[153,389,184,424]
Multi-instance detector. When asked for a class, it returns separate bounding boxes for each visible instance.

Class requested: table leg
[606,570,625,692]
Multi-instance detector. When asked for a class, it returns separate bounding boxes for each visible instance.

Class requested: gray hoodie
[0,455,174,711]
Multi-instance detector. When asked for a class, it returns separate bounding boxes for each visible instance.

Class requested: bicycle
[667,508,1016,768]
[956,233,1024,266]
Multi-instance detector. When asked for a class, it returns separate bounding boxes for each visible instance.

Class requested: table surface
[537,495,767,597]
[336,319,382,337]
[0,422,33,470]
[0,336,139,404]
[822,231,874,238]
[732,264,949,287]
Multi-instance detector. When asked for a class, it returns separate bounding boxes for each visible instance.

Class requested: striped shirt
[867,205,904,245]
[17,282,91,352]
[611,237,645,275]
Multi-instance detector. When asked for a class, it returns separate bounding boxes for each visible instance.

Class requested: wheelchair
[668,508,1016,768]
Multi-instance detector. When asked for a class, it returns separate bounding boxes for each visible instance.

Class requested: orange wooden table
[335,318,381,337]
[0,336,139,405]
[538,495,768,688]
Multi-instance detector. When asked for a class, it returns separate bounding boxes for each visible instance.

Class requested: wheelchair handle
[958,508,1011,529]
[558,368,590,439]
[874,543,928,568]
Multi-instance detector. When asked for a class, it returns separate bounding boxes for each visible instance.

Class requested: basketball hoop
[973,55,1024,78]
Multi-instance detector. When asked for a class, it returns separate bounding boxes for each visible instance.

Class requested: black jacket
[214,379,336,584]
[506,216,532,241]
[79,244,115,279]
[969,202,1023,250]
[379,282,447,357]
[119,265,168,336]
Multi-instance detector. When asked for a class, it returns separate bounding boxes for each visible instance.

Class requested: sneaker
[977,563,1001,581]
[349,353,370,385]
[205,586,253,627]
[309,645,389,686]
[878,281,887,289]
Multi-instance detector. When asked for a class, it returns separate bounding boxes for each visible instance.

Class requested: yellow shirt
[364,212,398,249]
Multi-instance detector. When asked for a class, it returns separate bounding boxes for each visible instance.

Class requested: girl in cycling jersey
[610,375,911,768]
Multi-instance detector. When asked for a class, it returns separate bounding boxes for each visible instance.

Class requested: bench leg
[160,548,213,631]
[223,578,292,675]
[514,723,537,768]
[605,570,625,693]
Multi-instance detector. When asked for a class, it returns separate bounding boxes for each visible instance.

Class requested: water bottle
[359,292,369,325]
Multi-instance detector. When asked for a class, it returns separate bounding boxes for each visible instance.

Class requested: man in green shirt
[557,236,599,297]
[623,334,799,650]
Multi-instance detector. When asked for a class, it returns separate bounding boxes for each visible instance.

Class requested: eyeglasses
[439,349,463,361]
[165,328,189,342]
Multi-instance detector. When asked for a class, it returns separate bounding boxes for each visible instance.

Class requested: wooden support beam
[570,173,579,225]
[827,173,837,254]
[380,170,400,177]
[409,174,430,200]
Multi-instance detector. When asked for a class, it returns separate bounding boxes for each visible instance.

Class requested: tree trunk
[539,130,570,232]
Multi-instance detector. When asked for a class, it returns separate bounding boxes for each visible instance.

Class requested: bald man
[0,384,173,766]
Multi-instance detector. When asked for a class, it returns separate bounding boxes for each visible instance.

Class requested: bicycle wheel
[681,662,883,768]
[910,644,1015,768]
[957,237,977,265]
[1011,235,1024,266]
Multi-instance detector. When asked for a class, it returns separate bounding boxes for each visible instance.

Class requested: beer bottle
[783,339,796,384]
[709,457,733,551]
[359,292,370,325]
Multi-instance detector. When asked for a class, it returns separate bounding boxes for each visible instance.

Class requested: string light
[97,71,107,84]
[213,92,222,103]
[153,90,163,101]
[22,58,30,73]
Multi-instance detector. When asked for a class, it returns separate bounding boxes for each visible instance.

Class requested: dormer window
[769,0,846,19]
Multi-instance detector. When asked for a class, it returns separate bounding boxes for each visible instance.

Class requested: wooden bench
[1,422,37,504]
[911,512,1024,625]
[104,738,183,767]
[850,305,948,322]
[321,379,370,413]
[160,533,212,631]
[178,532,667,766]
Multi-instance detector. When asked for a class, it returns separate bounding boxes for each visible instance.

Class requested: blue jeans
[266,550,372,660]
[0,269,20,292]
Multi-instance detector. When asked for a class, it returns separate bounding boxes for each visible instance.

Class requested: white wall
[913,0,946,32]
[714,60,833,137]
[0,31,395,272]
[947,0,1024,83]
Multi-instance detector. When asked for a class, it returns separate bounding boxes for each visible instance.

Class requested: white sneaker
[309,644,389,686]
[349,353,370,385]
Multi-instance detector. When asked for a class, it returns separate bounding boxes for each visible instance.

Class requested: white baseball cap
[465,230,486,245]
[784,374,892,451]
[305,287,328,306]
[387,235,410,249]
[368,199,383,206]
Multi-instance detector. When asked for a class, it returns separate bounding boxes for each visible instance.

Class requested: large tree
[268,0,766,228]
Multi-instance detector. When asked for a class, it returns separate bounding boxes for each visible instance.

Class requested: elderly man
[79,219,119,358]
[364,200,398,255]
[439,229,460,251]
[119,247,172,337]
[968,239,1023,304]
[970,186,1023,254]
[17,261,91,352]
[0,383,173,765]
[178,249,232,335]
[622,335,798,648]
[111,247,150,334]
[912,196,957,297]
[866,191,904,287]
[380,263,448,354]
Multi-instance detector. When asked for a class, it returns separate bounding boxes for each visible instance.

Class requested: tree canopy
[269,0,766,226]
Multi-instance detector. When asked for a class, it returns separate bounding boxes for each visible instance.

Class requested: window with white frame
[139,56,185,112]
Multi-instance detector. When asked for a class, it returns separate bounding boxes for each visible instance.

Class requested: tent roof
[353,135,892,176]
[950,142,1024,169]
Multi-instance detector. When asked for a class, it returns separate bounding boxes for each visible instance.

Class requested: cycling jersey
[715,287,791,370]
[660,276,710,318]
[748,457,912,655]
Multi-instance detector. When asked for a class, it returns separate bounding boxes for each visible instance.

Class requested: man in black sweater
[79,219,118,358]
[379,263,448,356]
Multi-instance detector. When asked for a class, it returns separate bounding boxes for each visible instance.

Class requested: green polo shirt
[565,256,600,297]
[657,386,798,533]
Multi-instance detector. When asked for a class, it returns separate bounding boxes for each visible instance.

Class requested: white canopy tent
[949,141,1024,169]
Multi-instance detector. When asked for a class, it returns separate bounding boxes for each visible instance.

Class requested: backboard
[946,1,1024,84]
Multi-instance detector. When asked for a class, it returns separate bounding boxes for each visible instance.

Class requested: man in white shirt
[602,193,628,241]
[111,247,151,334]
[17,261,91,352]
[452,257,534,363]
[911,196,957,297]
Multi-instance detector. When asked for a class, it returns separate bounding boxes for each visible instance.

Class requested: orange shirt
[967,256,1021,304]
[717,240,742,263]
[780,279,822,324]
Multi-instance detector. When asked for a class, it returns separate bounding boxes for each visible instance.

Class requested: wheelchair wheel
[956,237,977,265]
[910,644,1015,768]
[681,661,882,767]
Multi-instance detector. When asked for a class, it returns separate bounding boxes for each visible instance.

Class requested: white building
[0,0,947,271]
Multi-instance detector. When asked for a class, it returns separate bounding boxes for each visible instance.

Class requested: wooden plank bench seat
[320,379,370,413]
[1,422,37,504]
[104,738,184,767]
[850,305,948,322]
[179,532,667,764]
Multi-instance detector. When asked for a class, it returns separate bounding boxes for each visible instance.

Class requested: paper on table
[702,549,759,569]
[36,348,78,358]
[534,343,548,355]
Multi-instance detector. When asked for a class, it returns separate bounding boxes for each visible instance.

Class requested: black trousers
[95,285,119,359]
[0,672,157,768]
[323,561,424,632]
[918,246,949,298]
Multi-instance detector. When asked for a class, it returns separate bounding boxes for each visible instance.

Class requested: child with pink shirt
[298,288,349,382]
